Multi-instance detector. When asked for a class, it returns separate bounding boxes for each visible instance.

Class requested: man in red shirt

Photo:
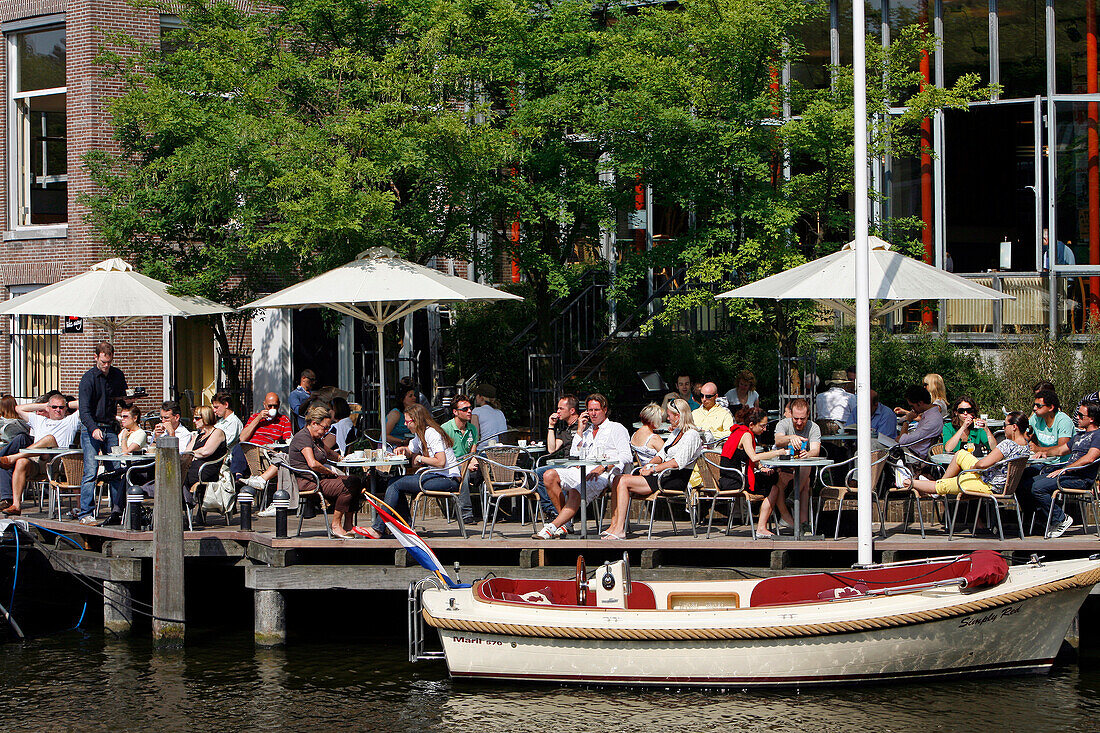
[232,392,293,504]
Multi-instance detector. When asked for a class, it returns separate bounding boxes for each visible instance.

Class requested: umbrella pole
[853,0,873,566]
[377,325,388,451]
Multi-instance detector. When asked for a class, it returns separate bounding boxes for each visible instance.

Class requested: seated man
[770,398,822,534]
[212,392,244,449]
[235,393,294,514]
[691,383,734,440]
[1,392,81,518]
[1029,388,1074,461]
[1029,400,1100,538]
[441,393,480,525]
[532,394,632,539]
[533,394,581,523]
[816,371,856,426]
[897,385,944,460]
[129,402,197,494]
[869,390,898,439]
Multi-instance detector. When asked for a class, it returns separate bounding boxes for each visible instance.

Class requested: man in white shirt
[152,401,196,453]
[211,392,244,448]
[816,370,856,426]
[533,393,632,539]
[0,392,80,517]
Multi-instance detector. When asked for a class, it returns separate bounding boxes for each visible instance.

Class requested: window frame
[6,284,62,401]
[5,16,67,234]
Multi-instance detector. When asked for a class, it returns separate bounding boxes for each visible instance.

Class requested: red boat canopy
[962,550,1009,589]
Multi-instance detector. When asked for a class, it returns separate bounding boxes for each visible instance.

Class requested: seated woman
[184,406,228,507]
[360,403,459,539]
[630,403,666,465]
[118,405,148,454]
[942,395,997,455]
[288,405,363,538]
[324,397,358,454]
[899,412,1030,497]
[724,370,760,409]
[384,386,418,448]
[603,398,702,540]
[720,407,788,538]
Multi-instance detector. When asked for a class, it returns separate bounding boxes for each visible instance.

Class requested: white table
[930,453,956,465]
[545,457,619,538]
[760,456,834,540]
[18,447,78,458]
[334,456,408,501]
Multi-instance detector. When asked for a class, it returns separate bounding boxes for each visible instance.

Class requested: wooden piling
[255,589,287,646]
[152,435,185,645]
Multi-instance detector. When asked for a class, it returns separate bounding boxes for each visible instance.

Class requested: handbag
[202,462,236,513]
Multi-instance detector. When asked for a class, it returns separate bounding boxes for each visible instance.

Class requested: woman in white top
[630,402,665,464]
[603,399,703,540]
[324,397,357,454]
[472,384,508,446]
[724,370,760,408]
[118,405,148,453]
[362,404,459,538]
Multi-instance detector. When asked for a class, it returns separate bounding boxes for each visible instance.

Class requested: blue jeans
[80,423,121,516]
[372,473,459,534]
[533,465,558,520]
[1031,472,1091,527]
[0,432,32,502]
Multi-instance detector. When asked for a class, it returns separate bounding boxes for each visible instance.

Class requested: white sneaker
[256,505,278,518]
[532,523,565,540]
[895,464,913,489]
[1047,516,1074,539]
[242,476,268,491]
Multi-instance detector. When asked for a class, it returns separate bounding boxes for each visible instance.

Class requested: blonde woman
[631,403,665,464]
[184,405,227,491]
[604,399,702,540]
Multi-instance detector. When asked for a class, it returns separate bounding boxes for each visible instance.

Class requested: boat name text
[958,605,1021,629]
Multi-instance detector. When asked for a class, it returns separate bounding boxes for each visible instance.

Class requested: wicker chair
[47,451,85,520]
[951,455,1030,540]
[814,451,888,540]
[477,451,537,539]
[695,451,766,539]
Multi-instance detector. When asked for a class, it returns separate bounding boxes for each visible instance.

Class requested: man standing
[289,369,316,432]
[441,394,480,524]
[533,394,632,539]
[533,394,581,521]
[1031,401,1100,538]
[675,373,700,411]
[1029,389,1074,460]
[897,385,944,459]
[771,398,822,534]
[1,393,80,517]
[77,343,131,525]
[211,392,244,449]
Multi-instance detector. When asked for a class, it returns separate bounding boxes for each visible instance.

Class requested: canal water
[3,628,1100,732]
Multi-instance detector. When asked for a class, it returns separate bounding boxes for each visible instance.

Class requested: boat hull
[424,559,1099,687]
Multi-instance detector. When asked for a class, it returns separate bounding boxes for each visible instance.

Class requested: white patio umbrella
[0,258,233,341]
[717,236,1014,318]
[242,247,523,447]
[718,236,1011,565]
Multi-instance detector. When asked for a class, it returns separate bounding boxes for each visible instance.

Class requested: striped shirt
[244,412,293,445]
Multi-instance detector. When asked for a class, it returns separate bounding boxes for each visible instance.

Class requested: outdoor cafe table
[759,456,834,540]
[18,447,78,458]
[334,455,408,495]
[544,457,619,538]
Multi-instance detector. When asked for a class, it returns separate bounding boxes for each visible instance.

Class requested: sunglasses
[701,393,717,398]
[454,405,472,412]
[957,407,976,415]
[1033,402,1047,410]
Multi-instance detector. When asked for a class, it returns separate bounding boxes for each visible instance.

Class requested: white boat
[410,552,1100,687]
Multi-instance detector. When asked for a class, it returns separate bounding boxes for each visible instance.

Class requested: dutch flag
[356,493,470,589]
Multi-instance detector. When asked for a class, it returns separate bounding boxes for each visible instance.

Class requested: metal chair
[1039,461,1100,539]
[814,451,888,540]
[410,454,477,538]
[882,453,954,539]
[951,455,1029,540]
[695,451,765,539]
[192,453,235,526]
[639,463,698,539]
[477,453,537,539]
[119,458,163,530]
[268,455,333,539]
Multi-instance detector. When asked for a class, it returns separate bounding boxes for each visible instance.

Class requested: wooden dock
[15,504,1100,645]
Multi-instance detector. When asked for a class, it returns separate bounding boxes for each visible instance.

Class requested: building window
[7,25,66,227]
[7,285,60,399]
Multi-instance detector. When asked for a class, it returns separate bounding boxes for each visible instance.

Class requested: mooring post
[127,484,144,531]
[103,580,133,636]
[238,489,253,532]
[255,589,287,646]
[273,486,290,539]
[152,435,185,645]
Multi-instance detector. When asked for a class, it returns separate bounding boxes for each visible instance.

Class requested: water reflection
[3,632,1100,732]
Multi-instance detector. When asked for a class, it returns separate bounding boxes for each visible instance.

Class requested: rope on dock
[421,566,1100,641]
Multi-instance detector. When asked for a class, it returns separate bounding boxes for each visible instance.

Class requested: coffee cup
[519,439,528,447]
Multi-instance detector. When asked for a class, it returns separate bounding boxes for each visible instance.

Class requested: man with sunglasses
[1028,389,1074,459]
[442,394,480,524]
[0,392,80,518]
[1029,401,1100,538]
